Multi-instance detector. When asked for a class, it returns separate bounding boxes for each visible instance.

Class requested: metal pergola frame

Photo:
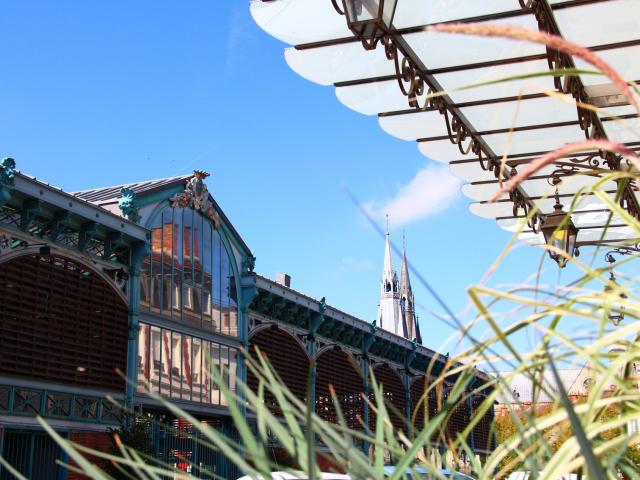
[252,0,640,248]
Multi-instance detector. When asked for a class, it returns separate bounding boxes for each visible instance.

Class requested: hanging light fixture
[540,189,578,268]
[604,272,627,324]
[341,0,398,49]
[603,249,634,324]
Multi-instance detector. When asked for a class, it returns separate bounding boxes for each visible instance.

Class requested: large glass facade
[140,206,238,336]
[137,323,238,405]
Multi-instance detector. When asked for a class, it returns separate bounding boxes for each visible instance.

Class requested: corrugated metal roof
[72,174,192,205]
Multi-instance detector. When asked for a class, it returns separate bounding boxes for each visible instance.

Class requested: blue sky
[0,1,595,356]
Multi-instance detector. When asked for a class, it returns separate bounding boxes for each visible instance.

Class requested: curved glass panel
[249,0,350,45]
[140,206,239,337]
[285,44,395,86]
[379,110,449,141]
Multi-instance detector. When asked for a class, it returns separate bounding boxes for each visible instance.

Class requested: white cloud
[364,164,461,227]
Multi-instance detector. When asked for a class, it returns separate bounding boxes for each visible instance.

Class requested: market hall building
[0,159,494,479]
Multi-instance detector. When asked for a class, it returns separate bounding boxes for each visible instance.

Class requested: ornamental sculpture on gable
[118,188,141,223]
[0,157,16,206]
[170,170,221,229]
[0,158,16,187]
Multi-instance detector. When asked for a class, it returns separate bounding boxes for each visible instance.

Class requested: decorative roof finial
[193,169,210,179]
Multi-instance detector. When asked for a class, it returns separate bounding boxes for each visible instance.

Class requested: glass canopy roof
[251,0,640,246]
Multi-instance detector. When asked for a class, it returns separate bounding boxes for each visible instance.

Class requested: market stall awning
[250,0,640,248]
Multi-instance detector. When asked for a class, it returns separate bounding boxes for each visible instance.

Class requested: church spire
[376,221,402,335]
[399,234,419,342]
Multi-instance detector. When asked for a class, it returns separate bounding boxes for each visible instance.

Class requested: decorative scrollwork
[569,155,601,169]
[620,187,640,220]
[330,0,344,15]
[510,189,541,232]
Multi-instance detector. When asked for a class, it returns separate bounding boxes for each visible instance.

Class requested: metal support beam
[78,221,98,252]
[404,340,417,434]
[124,240,149,427]
[239,271,258,418]
[361,320,377,456]
[104,231,125,260]
[48,210,71,242]
[20,199,41,232]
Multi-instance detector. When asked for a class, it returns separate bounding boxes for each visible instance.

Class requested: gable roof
[72,173,252,255]
[72,174,192,206]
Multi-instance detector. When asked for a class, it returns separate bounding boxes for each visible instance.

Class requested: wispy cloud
[363,164,461,228]
[338,256,373,273]
[225,5,253,77]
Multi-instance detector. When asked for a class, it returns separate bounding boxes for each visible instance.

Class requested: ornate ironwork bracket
[529,0,640,221]
[49,210,71,242]
[20,199,42,232]
[331,5,534,212]
[78,221,98,252]
[104,231,125,260]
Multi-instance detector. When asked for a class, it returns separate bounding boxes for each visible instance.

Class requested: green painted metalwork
[20,199,42,232]
[0,383,121,424]
[78,221,97,251]
[125,241,150,425]
[0,158,16,207]
[48,211,71,242]
[118,187,141,223]
[103,231,125,260]
[239,272,258,416]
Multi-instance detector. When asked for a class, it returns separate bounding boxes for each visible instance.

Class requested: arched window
[140,207,238,336]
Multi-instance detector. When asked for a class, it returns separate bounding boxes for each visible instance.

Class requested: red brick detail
[67,431,112,480]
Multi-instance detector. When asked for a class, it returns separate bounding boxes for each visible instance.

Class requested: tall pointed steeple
[399,234,419,342]
[376,219,402,335]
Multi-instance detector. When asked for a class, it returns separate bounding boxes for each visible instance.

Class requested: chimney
[276,272,291,288]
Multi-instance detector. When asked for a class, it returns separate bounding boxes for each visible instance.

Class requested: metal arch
[370,361,405,384]
[0,245,129,305]
[248,322,312,360]
[315,343,361,365]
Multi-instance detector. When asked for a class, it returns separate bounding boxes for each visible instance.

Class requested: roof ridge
[71,173,193,195]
